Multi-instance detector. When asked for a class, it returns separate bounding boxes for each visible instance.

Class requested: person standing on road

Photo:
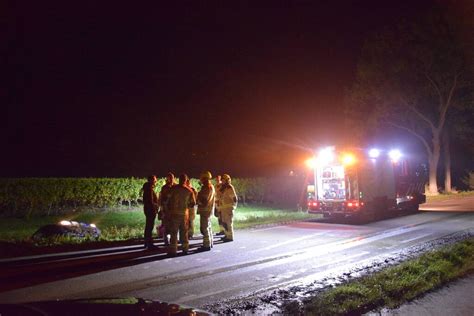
[185,178,198,239]
[142,175,159,249]
[159,172,175,245]
[166,174,196,256]
[214,175,225,236]
[218,174,238,242]
[197,171,216,251]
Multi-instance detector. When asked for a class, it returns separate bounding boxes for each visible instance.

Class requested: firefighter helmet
[200,171,212,180]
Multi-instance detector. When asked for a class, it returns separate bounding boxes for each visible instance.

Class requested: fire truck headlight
[60,220,72,226]
[342,153,356,166]
[369,148,380,158]
[389,149,402,162]
[305,157,317,169]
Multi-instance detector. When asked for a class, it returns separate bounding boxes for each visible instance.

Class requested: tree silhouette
[346,8,473,195]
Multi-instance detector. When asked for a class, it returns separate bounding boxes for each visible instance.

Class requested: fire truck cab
[306,147,426,220]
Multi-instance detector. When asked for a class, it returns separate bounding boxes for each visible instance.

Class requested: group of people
[142,171,238,255]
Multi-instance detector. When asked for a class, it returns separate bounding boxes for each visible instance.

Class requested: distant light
[90,223,97,228]
[389,149,402,162]
[342,153,356,166]
[60,220,71,226]
[369,148,380,158]
[305,157,317,169]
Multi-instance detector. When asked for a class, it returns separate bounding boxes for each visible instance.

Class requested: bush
[0,176,307,217]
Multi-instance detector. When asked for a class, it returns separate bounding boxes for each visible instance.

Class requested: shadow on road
[0,236,224,292]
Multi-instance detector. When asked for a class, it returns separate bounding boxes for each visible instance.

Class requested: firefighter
[142,175,159,249]
[185,178,198,239]
[197,171,215,251]
[166,174,196,255]
[214,175,225,236]
[218,174,238,242]
[159,172,175,245]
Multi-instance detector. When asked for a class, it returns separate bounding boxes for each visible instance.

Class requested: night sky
[4,1,437,178]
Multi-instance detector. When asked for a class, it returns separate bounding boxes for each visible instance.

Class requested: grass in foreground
[0,205,319,244]
[304,237,474,315]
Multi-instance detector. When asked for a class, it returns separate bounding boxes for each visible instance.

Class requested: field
[0,205,319,244]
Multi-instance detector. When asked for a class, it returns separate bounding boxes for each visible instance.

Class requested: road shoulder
[371,274,474,316]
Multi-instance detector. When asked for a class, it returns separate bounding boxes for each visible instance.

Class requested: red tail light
[346,201,360,208]
[308,201,319,207]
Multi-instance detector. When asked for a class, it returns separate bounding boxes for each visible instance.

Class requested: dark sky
[3,1,436,177]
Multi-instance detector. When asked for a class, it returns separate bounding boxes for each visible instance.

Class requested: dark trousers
[144,213,157,246]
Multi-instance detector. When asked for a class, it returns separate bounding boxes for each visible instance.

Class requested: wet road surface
[0,199,473,312]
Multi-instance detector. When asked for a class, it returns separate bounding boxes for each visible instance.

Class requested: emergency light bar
[305,146,405,169]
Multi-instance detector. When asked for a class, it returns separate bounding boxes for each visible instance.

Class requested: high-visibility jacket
[167,184,196,215]
[218,183,238,209]
[159,183,174,209]
[197,182,215,215]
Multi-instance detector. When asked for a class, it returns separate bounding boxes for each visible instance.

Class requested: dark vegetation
[0,177,306,217]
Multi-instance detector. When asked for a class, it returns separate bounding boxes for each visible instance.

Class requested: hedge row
[0,178,142,217]
[0,177,272,217]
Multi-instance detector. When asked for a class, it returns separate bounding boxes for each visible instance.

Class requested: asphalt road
[0,197,473,311]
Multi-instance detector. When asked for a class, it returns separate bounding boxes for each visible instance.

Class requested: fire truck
[306,146,426,220]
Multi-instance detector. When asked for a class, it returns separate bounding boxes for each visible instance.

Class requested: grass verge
[304,237,474,315]
[426,190,474,203]
[0,205,319,245]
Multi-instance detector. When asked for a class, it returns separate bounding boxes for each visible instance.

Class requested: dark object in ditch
[32,221,101,240]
